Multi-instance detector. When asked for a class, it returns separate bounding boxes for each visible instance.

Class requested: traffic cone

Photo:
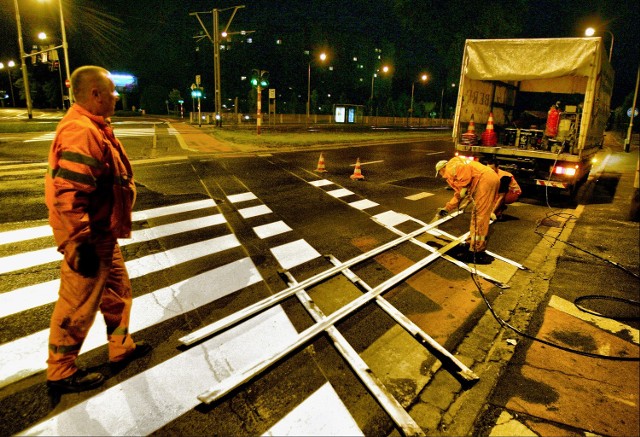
[461,114,478,145]
[350,158,365,180]
[481,112,498,146]
[315,153,327,172]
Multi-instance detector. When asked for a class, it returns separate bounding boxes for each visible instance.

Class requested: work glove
[437,208,449,217]
[69,242,100,277]
[490,213,497,221]
[459,188,468,199]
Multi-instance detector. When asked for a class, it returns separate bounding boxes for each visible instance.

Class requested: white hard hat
[435,160,448,176]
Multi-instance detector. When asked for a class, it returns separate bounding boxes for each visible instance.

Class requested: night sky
[1,0,638,110]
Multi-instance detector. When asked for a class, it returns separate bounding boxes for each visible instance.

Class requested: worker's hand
[490,213,497,221]
[459,187,468,199]
[437,208,449,218]
[68,241,100,277]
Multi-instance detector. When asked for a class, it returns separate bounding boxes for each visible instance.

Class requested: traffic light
[250,69,269,88]
[191,88,203,98]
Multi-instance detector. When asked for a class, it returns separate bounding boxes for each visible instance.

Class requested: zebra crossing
[1,192,363,435]
[23,126,157,143]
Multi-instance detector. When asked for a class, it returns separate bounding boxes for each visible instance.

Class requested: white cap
[435,160,448,177]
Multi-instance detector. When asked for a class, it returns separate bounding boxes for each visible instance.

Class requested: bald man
[45,66,150,393]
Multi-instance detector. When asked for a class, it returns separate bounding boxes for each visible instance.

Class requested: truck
[452,38,614,197]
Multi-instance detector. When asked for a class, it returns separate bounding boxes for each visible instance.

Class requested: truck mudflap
[536,179,569,189]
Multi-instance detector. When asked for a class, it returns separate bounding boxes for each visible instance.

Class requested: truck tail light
[553,165,578,176]
[454,152,476,161]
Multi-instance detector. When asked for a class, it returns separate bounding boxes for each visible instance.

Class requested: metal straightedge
[196,235,466,405]
[283,271,426,437]
[179,211,463,347]
[326,255,479,386]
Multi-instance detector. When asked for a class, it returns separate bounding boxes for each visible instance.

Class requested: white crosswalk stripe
[2,191,360,435]
[23,127,156,143]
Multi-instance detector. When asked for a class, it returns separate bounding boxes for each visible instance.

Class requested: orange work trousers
[469,171,500,252]
[47,232,135,381]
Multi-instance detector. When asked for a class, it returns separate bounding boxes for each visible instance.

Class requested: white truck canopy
[464,37,608,81]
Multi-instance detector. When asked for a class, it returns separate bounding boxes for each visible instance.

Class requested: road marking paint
[238,204,273,218]
[0,215,226,275]
[548,295,639,344]
[410,149,445,155]
[0,257,264,390]
[405,192,434,201]
[19,305,296,436]
[308,179,333,187]
[227,192,257,203]
[270,239,321,270]
[327,188,355,198]
[126,234,240,279]
[349,199,379,210]
[24,128,155,143]
[253,220,292,239]
[349,159,383,166]
[373,210,411,227]
[264,382,363,436]
[131,199,216,221]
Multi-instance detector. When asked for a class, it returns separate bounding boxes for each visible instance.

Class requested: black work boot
[47,368,105,392]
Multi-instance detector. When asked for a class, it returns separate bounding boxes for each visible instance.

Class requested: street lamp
[0,61,17,107]
[410,73,428,118]
[40,0,73,105]
[585,27,614,63]
[307,51,327,121]
[37,31,65,108]
[370,65,389,101]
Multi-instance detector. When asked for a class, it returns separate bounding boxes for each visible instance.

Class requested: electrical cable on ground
[464,178,639,361]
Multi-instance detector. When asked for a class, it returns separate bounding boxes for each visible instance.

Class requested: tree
[168,89,183,111]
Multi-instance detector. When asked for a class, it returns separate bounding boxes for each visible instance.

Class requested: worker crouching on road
[435,157,500,264]
[44,66,151,393]
[486,158,522,221]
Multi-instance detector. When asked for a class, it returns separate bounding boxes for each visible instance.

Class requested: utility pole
[191,5,248,123]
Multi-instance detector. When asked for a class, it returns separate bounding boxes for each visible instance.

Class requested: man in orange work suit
[45,66,151,392]
[435,157,500,264]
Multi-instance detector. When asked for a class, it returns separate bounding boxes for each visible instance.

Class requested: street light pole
[585,27,614,63]
[0,61,16,107]
[13,0,33,119]
[58,0,73,105]
[307,52,327,124]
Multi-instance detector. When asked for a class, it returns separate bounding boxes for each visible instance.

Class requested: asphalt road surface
[1,121,634,435]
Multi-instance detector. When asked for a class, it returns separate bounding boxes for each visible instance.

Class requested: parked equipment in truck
[453,38,614,197]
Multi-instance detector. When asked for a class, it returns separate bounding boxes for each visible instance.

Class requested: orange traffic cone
[461,114,478,145]
[481,112,498,146]
[315,153,327,172]
[350,158,365,180]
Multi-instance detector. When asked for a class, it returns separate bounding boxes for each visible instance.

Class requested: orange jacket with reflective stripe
[45,104,136,243]
[443,157,497,211]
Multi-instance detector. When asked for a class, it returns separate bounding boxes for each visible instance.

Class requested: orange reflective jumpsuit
[45,104,137,381]
[442,157,500,252]
[493,168,521,216]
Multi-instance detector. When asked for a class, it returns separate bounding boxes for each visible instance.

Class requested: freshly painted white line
[405,192,434,200]
[131,199,216,221]
[0,280,59,319]
[327,188,355,198]
[0,257,264,390]
[349,199,379,210]
[19,305,297,436]
[0,215,227,275]
[308,179,333,187]
[264,382,363,436]
[373,210,411,227]
[24,128,155,143]
[0,225,51,246]
[253,221,292,239]
[238,204,273,219]
[270,239,321,270]
[349,159,383,166]
[0,247,60,275]
[227,192,257,203]
[548,295,639,344]
[126,234,240,279]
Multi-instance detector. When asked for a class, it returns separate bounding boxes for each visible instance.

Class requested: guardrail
[189,111,453,128]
